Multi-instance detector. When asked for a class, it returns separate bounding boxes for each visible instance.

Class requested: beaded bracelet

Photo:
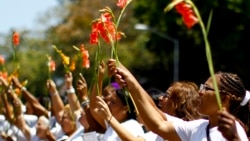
[81,99,90,108]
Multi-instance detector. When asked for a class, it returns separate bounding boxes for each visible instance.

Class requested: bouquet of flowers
[89,0,136,113]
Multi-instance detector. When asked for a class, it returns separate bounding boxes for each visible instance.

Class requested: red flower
[90,32,99,44]
[90,12,122,44]
[175,2,198,28]
[12,31,20,46]
[100,12,112,22]
[117,0,127,9]
[0,55,5,65]
[80,44,90,69]
[49,60,56,72]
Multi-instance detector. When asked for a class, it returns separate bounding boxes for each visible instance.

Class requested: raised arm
[0,77,14,122]
[1,91,14,123]
[64,72,82,116]
[46,79,64,123]
[10,90,31,141]
[11,77,49,117]
[89,61,107,130]
[76,73,105,132]
[107,59,180,141]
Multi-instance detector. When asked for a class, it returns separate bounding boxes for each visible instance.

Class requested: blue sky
[0,0,58,34]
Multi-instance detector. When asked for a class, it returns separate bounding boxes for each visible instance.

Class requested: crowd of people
[0,58,250,141]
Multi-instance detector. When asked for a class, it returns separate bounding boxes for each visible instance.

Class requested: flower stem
[115,0,132,28]
[11,44,17,71]
[189,0,222,110]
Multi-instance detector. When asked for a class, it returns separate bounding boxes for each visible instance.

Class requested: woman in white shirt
[89,62,144,141]
[107,59,249,141]
[94,87,144,141]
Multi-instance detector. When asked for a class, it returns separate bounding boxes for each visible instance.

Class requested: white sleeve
[51,122,65,139]
[23,114,38,127]
[121,119,144,137]
[235,121,249,141]
[139,131,159,141]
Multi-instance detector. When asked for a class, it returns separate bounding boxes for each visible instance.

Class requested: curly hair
[169,81,202,121]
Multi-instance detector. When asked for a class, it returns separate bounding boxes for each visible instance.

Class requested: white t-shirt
[23,114,38,128]
[7,125,27,141]
[140,131,160,141]
[30,127,41,141]
[139,114,183,141]
[67,126,84,141]
[103,119,144,141]
[48,111,57,129]
[173,118,248,141]
[0,115,10,131]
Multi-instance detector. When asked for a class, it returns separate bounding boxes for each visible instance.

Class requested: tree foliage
[2,0,250,97]
[132,0,250,90]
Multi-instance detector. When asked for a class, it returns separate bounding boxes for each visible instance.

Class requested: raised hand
[76,73,88,101]
[95,96,112,122]
[46,79,58,96]
[218,109,240,141]
[64,72,73,89]
[107,59,117,77]
[107,59,136,88]
[98,60,106,77]
[11,77,22,89]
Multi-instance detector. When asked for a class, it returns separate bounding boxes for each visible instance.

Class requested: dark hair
[115,89,137,120]
[38,97,51,110]
[215,71,249,134]
[146,88,165,108]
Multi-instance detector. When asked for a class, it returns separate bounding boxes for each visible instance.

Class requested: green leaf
[72,45,80,51]
[164,0,184,12]
[206,9,213,36]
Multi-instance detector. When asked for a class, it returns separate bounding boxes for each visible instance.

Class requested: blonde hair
[64,104,76,123]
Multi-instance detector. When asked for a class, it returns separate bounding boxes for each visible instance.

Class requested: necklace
[206,123,211,141]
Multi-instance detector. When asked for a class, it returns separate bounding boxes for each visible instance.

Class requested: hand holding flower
[64,72,73,89]
[46,79,58,96]
[98,60,106,80]
[95,95,113,122]
[11,77,22,89]
[107,59,137,90]
[218,108,240,140]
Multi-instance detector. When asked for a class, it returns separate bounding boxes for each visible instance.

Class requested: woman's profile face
[198,77,219,115]
[159,88,175,115]
[103,90,128,122]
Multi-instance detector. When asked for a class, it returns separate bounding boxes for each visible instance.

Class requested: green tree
[133,0,250,90]
[45,0,157,88]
